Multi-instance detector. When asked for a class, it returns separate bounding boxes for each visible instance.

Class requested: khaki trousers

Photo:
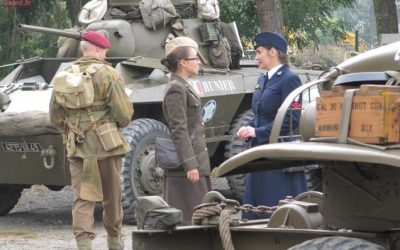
[69,156,123,240]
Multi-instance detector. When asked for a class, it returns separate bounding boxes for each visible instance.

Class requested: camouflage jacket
[49,56,133,200]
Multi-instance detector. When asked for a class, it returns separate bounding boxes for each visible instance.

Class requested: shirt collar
[266,64,283,79]
[170,73,188,85]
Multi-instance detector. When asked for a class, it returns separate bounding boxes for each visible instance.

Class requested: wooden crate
[316,85,400,144]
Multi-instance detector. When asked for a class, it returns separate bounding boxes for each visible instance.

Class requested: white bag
[197,0,220,21]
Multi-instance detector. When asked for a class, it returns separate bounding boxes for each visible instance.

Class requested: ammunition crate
[199,23,219,42]
[316,85,400,144]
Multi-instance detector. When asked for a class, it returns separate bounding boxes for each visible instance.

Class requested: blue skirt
[242,169,307,220]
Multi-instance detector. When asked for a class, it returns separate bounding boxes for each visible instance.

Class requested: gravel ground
[0,178,231,250]
[0,185,135,250]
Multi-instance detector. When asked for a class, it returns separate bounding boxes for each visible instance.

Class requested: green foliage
[318,55,337,69]
[282,0,356,50]
[0,0,75,67]
[334,0,376,47]
[219,0,356,50]
[66,0,90,26]
[219,0,258,43]
[0,0,372,69]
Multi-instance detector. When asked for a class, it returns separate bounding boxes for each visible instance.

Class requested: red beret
[81,31,110,49]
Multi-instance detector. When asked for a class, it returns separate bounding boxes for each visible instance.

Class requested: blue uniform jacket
[243,65,307,219]
[248,64,301,145]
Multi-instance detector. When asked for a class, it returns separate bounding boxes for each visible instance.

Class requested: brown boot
[107,235,124,250]
[76,239,92,250]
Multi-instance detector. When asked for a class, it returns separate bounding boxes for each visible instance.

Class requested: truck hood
[214,142,400,177]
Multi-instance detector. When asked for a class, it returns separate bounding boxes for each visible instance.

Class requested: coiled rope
[192,201,236,250]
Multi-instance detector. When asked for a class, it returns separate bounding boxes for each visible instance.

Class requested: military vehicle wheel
[224,109,253,202]
[121,118,169,224]
[0,186,23,216]
[288,236,386,250]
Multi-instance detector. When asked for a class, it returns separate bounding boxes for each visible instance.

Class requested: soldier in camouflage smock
[49,31,133,250]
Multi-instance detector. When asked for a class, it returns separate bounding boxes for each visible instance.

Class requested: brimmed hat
[81,31,110,49]
[254,31,287,54]
[165,36,198,57]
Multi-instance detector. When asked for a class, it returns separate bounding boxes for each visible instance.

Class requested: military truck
[131,40,400,249]
[0,0,320,223]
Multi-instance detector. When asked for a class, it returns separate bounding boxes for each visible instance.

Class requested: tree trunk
[256,0,284,33]
[67,0,86,26]
[373,0,398,34]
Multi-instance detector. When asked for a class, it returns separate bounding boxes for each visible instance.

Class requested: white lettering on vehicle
[190,80,236,95]
[2,142,42,152]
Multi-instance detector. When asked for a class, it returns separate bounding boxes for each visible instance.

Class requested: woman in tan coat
[160,37,211,225]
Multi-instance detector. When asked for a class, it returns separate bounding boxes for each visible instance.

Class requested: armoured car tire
[288,236,386,250]
[121,118,169,224]
[224,109,253,202]
[0,186,22,216]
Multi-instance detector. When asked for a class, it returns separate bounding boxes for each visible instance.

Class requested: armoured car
[131,39,400,249]
[0,0,320,223]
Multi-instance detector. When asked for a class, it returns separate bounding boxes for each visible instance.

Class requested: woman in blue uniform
[236,31,307,219]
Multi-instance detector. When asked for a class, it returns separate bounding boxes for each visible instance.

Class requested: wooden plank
[316,97,342,137]
[315,91,400,144]
[387,95,400,142]
[348,96,385,139]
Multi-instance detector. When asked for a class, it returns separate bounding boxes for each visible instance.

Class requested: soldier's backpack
[139,0,177,31]
[208,36,231,69]
[199,21,231,69]
[137,196,183,230]
[53,64,103,109]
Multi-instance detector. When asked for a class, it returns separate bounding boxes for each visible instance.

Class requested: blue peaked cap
[254,31,288,54]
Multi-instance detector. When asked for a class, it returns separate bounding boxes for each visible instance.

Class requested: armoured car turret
[0,0,321,224]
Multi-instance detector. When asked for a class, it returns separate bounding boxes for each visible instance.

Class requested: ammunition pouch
[96,122,124,151]
[199,21,231,69]
[208,37,231,69]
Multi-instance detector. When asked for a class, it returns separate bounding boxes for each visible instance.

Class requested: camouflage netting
[0,111,60,137]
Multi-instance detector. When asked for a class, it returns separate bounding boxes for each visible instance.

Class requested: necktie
[263,73,269,90]
[257,73,269,126]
